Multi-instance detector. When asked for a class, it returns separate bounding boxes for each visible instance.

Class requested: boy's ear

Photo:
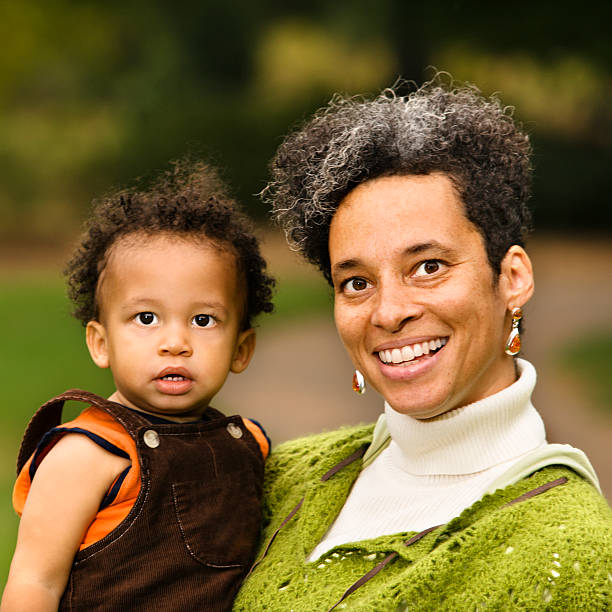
[86,321,110,369]
[499,245,534,309]
[230,329,256,374]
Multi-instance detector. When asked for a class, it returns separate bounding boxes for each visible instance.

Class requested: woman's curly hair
[66,159,275,328]
[263,77,533,284]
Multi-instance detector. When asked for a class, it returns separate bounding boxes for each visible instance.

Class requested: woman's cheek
[335,305,358,340]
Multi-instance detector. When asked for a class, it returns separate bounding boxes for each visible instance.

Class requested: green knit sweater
[234,424,612,611]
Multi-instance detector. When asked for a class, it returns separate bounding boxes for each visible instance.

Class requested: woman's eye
[192,314,215,328]
[343,278,371,293]
[414,260,443,277]
[136,312,157,326]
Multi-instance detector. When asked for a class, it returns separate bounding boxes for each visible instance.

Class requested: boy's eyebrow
[121,298,228,314]
[192,301,229,314]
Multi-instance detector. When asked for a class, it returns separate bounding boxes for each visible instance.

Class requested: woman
[234,80,612,610]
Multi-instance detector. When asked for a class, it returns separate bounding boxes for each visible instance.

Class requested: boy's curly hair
[65,159,274,328]
[263,77,533,284]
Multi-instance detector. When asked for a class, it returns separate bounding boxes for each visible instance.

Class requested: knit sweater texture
[310,359,560,559]
[234,425,612,611]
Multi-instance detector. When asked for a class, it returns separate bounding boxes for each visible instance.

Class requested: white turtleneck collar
[308,359,555,561]
[383,358,546,476]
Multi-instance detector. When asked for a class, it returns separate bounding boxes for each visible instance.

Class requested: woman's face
[329,173,533,419]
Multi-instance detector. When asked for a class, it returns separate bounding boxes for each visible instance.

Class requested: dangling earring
[504,307,523,356]
[352,370,366,395]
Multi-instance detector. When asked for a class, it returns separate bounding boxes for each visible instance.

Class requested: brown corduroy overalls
[16,389,265,611]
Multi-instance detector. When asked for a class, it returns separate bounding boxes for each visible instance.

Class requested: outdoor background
[1,1,610,587]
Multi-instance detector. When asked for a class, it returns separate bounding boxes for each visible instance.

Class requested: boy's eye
[192,314,215,328]
[414,260,444,277]
[136,312,158,326]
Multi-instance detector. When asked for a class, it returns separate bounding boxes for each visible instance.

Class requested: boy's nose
[158,330,193,356]
[159,341,192,356]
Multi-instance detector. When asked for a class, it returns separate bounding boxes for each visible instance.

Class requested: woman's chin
[371,351,459,419]
[386,395,455,420]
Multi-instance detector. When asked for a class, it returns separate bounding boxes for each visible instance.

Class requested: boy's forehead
[109,230,227,256]
[97,232,247,314]
[103,232,238,275]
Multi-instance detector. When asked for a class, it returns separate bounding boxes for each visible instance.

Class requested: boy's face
[85,233,255,420]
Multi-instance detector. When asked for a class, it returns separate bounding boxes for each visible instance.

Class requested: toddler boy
[1,160,274,611]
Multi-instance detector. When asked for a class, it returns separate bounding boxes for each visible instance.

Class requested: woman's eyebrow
[331,242,459,278]
[332,258,361,274]
[403,241,458,258]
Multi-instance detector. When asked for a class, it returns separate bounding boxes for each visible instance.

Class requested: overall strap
[16,389,146,475]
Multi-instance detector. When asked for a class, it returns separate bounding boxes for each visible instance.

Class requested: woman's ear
[231,329,256,374]
[499,245,534,309]
[86,321,110,369]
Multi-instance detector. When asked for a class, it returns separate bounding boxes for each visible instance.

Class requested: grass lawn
[0,270,332,587]
[0,272,116,586]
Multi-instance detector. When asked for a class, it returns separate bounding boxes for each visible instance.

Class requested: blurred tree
[0,0,610,242]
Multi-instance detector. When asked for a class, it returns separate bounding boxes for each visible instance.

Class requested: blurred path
[218,233,612,500]
[523,236,612,500]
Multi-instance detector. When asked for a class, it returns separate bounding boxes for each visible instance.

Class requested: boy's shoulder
[18,403,136,484]
[45,405,134,452]
[65,404,125,428]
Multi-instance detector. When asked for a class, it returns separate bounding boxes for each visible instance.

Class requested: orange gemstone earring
[504,307,523,356]
[352,370,366,395]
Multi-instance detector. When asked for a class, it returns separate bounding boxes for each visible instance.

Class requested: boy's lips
[154,366,193,395]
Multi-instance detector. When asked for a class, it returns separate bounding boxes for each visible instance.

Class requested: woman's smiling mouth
[377,337,448,365]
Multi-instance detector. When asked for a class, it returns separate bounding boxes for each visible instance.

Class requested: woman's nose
[370,281,422,332]
[158,326,193,356]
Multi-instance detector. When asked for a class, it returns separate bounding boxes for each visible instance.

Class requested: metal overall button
[226,422,243,439]
[143,429,160,448]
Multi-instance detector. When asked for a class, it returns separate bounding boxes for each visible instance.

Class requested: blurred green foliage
[560,332,612,411]
[0,1,611,242]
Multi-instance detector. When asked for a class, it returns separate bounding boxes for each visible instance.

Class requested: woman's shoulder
[471,465,612,555]
[456,466,612,606]
[475,465,610,520]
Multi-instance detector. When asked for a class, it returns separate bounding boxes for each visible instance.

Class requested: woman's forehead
[329,174,483,260]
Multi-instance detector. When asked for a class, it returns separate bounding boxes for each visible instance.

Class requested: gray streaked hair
[263,77,533,284]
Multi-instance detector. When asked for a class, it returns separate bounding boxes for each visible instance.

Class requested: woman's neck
[384,359,545,476]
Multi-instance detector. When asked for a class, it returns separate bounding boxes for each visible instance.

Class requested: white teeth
[401,345,414,361]
[378,337,447,365]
